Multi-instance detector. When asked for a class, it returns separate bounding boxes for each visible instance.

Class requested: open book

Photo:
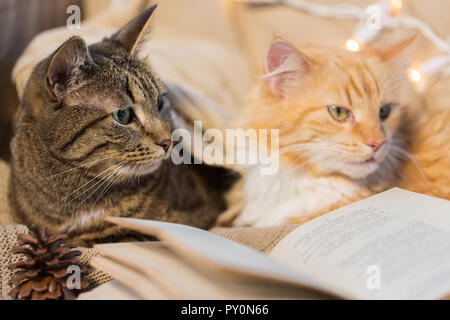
[79,188,450,300]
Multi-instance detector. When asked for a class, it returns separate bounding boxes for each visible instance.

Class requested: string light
[390,0,402,16]
[346,39,360,52]
[409,55,450,91]
[238,0,450,91]
[348,0,396,50]
[408,68,422,83]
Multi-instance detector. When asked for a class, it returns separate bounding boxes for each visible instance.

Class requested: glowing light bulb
[390,0,402,16]
[346,39,360,52]
[408,68,422,83]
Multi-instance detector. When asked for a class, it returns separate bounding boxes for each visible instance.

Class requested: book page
[270,188,450,299]
[78,280,145,300]
[93,241,328,299]
[105,216,337,298]
[89,255,170,299]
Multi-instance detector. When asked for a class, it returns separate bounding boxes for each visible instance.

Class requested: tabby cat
[233,38,449,227]
[9,6,234,245]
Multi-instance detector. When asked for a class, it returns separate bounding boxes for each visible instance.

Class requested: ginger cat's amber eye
[379,104,392,121]
[327,106,350,122]
[112,108,133,125]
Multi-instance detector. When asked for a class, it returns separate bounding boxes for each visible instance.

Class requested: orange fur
[400,106,450,199]
[236,39,449,226]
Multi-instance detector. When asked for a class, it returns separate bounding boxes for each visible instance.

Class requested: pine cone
[8,226,89,300]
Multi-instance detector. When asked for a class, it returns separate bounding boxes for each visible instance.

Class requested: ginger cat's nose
[366,140,385,152]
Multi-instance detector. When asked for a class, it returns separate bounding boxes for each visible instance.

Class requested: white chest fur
[234,166,362,227]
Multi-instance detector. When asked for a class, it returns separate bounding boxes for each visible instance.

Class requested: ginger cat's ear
[110,4,157,54]
[377,36,416,62]
[264,39,311,97]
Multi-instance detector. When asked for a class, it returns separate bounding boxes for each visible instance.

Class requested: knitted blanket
[0,224,114,300]
[0,153,297,300]
[0,153,296,299]
[0,218,297,300]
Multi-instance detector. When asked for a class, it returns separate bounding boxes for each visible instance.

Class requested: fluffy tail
[401,80,450,199]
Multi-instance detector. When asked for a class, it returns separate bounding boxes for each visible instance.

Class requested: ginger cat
[232,38,449,227]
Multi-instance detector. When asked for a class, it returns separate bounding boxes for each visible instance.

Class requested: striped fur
[9,8,235,245]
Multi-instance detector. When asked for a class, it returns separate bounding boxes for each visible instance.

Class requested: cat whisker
[36,153,119,181]
[136,162,146,186]
[382,151,405,181]
[125,164,137,185]
[157,65,180,79]
[390,145,429,183]
[59,162,124,205]
[280,136,332,150]
[92,164,127,206]
[75,163,126,208]
[46,164,117,211]
[280,144,315,154]
[280,136,318,145]
[383,75,408,86]
[281,143,360,156]
[139,164,145,185]
[136,162,147,185]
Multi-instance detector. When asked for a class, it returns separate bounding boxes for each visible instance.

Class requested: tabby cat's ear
[109,4,157,55]
[46,36,95,97]
[264,39,311,97]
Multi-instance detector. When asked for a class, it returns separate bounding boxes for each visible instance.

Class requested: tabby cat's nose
[156,139,172,153]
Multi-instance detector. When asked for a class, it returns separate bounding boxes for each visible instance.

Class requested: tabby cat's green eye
[327,106,350,122]
[379,104,392,121]
[112,108,133,125]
